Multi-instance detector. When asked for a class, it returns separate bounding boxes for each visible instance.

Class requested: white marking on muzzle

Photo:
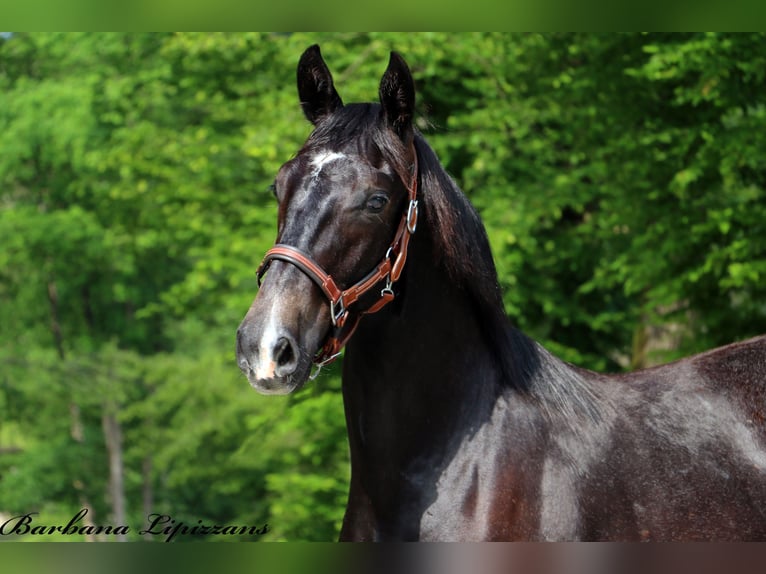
[253,300,282,381]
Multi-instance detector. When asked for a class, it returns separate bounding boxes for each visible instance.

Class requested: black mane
[412,119,603,424]
[411,133,543,392]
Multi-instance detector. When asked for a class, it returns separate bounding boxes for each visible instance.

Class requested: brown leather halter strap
[256,154,419,367]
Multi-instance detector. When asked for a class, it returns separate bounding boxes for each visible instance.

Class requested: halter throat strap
[256,153,419,367]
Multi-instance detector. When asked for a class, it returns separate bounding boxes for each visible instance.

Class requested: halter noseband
[255,154,419,370]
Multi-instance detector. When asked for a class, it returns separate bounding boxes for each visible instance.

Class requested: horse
[235,45,766,541]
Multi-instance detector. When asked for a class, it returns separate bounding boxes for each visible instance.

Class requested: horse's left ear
[379,52,415,142]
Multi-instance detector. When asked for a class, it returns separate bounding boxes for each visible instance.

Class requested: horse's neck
[342,219,601,451]
[342,226,517,465]
[339,220,607,539]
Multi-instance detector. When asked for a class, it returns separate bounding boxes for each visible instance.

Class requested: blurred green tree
[0,32,764,541]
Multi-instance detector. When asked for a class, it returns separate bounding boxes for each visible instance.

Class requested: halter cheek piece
[256,154,419,372]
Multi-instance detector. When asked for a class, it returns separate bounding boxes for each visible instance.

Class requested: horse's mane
[413,128,604,424]
[412,133,540,392]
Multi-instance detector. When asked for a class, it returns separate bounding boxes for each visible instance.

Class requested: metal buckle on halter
[381,247,394,297]
[329,298,346,327]
[406,199,419,234]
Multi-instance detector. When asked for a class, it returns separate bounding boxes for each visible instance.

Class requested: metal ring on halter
[381,275,394,298]
[407,200,419,234]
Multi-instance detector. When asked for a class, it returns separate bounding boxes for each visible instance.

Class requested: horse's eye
[366,194,388,213]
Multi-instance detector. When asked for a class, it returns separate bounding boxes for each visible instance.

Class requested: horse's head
[236,45,418,394]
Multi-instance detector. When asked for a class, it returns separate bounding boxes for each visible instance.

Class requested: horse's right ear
[379,51,415,143]
[297,45,343,125]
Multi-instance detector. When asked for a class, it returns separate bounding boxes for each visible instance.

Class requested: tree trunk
[49,277,98,541]
[142,455,154,540]
[102,404,127,541]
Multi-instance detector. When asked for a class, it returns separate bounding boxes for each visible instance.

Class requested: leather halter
[256,153,419,368]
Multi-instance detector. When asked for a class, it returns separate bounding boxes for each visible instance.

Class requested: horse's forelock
[300,104,413,188]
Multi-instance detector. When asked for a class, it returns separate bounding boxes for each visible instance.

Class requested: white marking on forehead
[310,151,346,178]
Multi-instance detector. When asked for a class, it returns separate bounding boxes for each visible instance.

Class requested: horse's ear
[379,51,415,142]
[297,45,343,125]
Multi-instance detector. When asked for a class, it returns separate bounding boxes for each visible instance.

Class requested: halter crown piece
[256,152,419,373]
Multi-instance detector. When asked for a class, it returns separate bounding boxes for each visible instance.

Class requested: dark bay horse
[236,45,766,541]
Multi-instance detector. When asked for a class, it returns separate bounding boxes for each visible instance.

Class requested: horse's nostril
[274,336,298,376]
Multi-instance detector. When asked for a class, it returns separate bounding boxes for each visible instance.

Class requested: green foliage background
[1,33,764,541]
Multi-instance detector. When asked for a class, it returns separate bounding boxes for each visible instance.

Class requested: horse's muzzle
[236,319,312,395]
